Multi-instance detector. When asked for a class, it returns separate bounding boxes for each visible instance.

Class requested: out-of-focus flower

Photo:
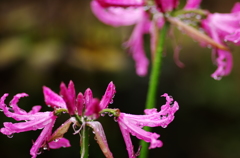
[91,0,233,79]
[201,2,240,79]
[117,93,179,158]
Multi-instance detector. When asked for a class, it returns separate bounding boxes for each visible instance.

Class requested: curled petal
[10,93,28,115]
[91,1,143,27]
[43,86,67,109]
[99,82,116,110]
[87,121,113,158]
[184,0,202,10]
[211,50,233,80]
[117,94,178,157]
[48,138,71,149]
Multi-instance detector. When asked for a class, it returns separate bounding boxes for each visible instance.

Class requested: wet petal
[87,121,113,158]
[48,138,71,149]
[43,86,67,109]
[99,82,116,110]
[91,1,143,27]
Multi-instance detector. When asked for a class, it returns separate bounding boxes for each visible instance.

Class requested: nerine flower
[201,2,240,79]
[117,93,179,158]
[91,0,237,80]
[0,81,116,158]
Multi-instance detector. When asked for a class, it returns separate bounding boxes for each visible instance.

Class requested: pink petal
[124,13,150,76]
[43,86,67,109]
[99,82,116,110]
[48,138,71,149]
[85,98,101,119]
[91,1,143,27]
[30,117,56,158]
[84,88,93,109]
[1,113,56,135]
[87,121,113,158]
[10,93,29,115]
[211,49,233,80]
[60,81,76,115]
[76,92,84,115]
[96,0,146,7]
[155,0,179,13]
[118,122,135,158]
[231,2,240,13]
[184,0,202,10]
[28,106,42,114]
[225,29,240,45]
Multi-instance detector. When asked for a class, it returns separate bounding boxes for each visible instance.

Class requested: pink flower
[117,93,179,158]
[0,93,70,158]
[44,81,116,119]
[0,81,116,158]
[201,2,240,79]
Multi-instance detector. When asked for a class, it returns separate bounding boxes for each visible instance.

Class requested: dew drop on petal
[100,113,105,117]
[7,134,14,138]
[54,139,59,142]
[108,113,113,117]
[43,145,48,150]
[113,117,118,122]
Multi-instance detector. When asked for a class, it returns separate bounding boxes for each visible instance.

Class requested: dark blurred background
[0,0,240,158]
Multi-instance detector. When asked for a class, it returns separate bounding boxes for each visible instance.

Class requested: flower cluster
[0,81,179,158]
[91,0,240,80]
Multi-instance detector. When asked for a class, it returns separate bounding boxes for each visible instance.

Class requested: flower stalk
[139,21,169,158]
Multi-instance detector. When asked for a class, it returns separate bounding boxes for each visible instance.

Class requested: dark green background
[0,0,240,157]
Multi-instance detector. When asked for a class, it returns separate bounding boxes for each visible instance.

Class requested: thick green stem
[80,124,89,158]
[139,22,168,158]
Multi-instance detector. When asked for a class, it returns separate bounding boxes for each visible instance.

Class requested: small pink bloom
[117,93,179,158]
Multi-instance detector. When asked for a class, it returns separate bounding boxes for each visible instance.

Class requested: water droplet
[114,117,118,122]
[92,131,95,134]
[37,150,42,155]
[234,39,239,43]
[43,145,48,150]
[100,113,106,117]
[109,99,114,104]
[162,125,167,128]
[0,109,3,112]
[54,139,59,142]
[108,113,113,117]
[7,134,14,138]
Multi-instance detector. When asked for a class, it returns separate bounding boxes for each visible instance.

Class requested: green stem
[80,123,89,158]
[139,22,168,158]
